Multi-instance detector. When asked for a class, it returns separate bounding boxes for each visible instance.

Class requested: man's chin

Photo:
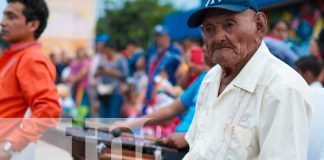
[0,36,10,43]
[214,57,237,68]
[1,37,15,44]
[211,51,233,61]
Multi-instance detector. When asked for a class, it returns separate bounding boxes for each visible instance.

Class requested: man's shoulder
[164,46,180,58]
[260,54,309,94]
[168,45,181,54]
[21,45,48,61]
[18,46,55,70]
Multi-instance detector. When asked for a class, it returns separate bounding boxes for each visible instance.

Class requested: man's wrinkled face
[0,2,32,43]
[201,9,258,68]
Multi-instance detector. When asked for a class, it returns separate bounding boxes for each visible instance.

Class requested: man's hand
[0,145,11,160]
[162,133,188,149]
[109,121,132,133]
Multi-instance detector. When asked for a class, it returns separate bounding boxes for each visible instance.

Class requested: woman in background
[66,47,90,111]
[96,42,129,118]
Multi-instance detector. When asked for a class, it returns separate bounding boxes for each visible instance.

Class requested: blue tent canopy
[200,0,290,8]
[163,0,303,41]
[257,0,283,7]
[163,10,202,41]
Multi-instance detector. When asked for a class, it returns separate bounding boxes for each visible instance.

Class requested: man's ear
[255,12,267,37]
[27,20,40,35]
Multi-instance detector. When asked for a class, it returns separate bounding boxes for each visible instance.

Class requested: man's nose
[214,27,227,44]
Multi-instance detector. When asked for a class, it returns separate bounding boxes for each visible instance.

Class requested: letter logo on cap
[205,0,216,7]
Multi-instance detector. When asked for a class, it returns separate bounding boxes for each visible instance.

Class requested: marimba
[41,123,188,160]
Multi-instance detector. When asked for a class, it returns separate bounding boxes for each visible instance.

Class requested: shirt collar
[203,41,270,93]
[204,65,221,83]
[310,81,323,88]
[6,41,40,53]
[231,41,269,93]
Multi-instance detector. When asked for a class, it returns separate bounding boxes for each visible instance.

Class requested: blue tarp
[163,10,202,41]
[256,0,283,7]
[164,0,302,41]
[200,0,288,8]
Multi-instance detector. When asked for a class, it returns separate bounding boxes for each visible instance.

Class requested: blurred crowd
[50,25,210,136]
[47,19,324,138]
[1,0,323,159]
[0,0,322,140]
[12,2,317,140]
[29,4,324,138]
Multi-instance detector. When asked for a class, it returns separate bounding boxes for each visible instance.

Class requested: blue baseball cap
[154,25,169,35]
[95,34,110,43]
[187,0,259,28]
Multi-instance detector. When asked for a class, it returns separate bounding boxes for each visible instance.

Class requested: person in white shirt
[184,0,313,159]
[88,34,109,116]
[295,55,323,88]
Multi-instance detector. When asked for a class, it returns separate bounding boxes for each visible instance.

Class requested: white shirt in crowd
[310,81,323,88]
[308,88,324,160]
[184,41,313,160]
[88,53,103,86]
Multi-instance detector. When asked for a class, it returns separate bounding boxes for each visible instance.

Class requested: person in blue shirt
[111,53,215,149]
[175,72,207,132]
[264,37,299,68]
[125,38,144,77]
[111,72,207,149]
[142,25,182,114]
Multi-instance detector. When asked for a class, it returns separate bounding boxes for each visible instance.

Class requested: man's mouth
[217,46,232,50]
[212,47,231,53]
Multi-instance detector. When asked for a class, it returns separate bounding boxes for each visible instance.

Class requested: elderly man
[184,0,312,159]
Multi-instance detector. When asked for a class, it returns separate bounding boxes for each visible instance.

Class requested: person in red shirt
[177,38,209,88]
[0,0,61,159]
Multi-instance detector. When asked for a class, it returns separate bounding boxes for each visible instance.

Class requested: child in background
[296,56,323,88]
[144,69,183,138]
[122,56,148,117]
[57,84,77,118]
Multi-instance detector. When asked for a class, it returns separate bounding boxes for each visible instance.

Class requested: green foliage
[96,17,107,36]
[96,0,176,50]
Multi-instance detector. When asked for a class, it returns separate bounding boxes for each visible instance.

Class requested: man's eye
[204,26,214,32]
[7,13,17,19]
[224,22,234,28]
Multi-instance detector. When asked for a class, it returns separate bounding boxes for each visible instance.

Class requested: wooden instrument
[41,121,188,160]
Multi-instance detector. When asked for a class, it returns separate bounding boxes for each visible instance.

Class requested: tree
[96,0,176,50]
